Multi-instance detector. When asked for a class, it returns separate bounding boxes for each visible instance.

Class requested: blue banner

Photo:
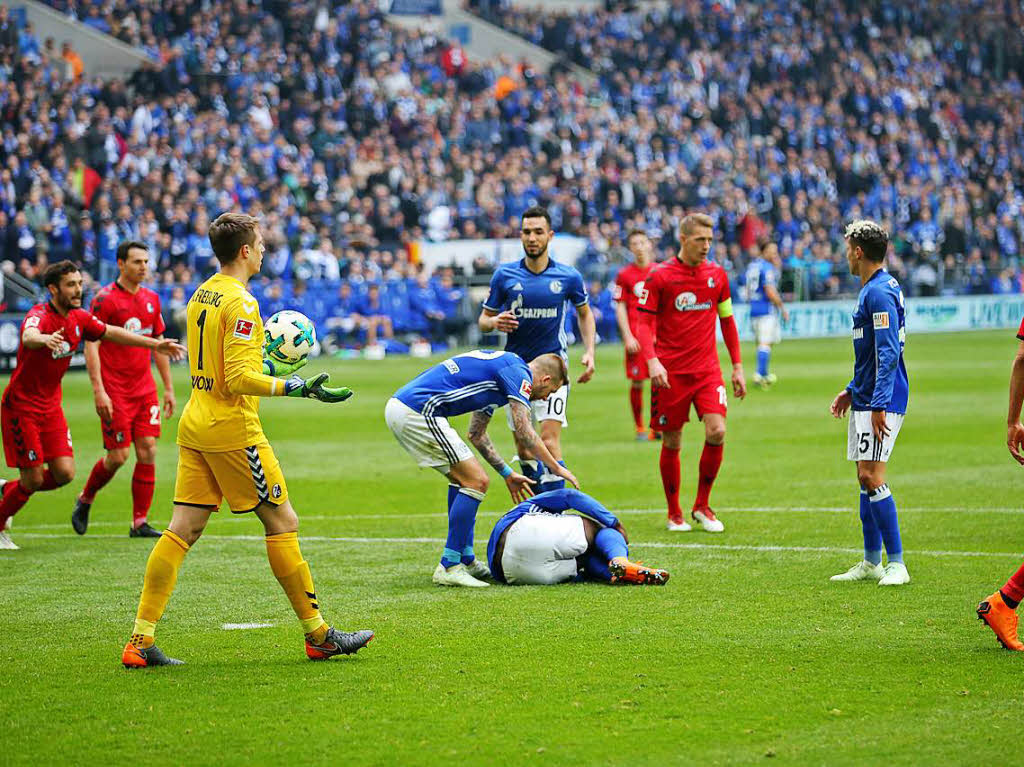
[388,0,442,14]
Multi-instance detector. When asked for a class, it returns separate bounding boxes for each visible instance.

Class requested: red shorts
[625,350,648,381]
[102,392,161,450]
[1,404,73,468]
[650,371,727,431]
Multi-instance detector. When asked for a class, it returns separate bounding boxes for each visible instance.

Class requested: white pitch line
[11,532,1023,559]
[12,505,1024,532]
[222,622,274,630]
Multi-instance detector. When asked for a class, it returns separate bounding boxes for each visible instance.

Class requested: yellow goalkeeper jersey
[177,272,284,452]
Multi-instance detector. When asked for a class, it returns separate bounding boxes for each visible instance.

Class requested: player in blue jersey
[385,350,578,587]
[478,206,596,494]
[745,241,789,389]
[829,220,910,587]
[486,488,669,586]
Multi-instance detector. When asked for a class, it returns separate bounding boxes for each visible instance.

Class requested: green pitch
[1,331,1021,765]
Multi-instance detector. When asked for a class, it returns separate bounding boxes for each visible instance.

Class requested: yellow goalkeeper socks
[266,531,327,641]
[132,530,190,645]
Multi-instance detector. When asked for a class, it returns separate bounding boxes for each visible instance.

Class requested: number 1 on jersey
[196,309,207,370]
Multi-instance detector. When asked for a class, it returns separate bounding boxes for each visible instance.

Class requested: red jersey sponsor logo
[233,319,255,340]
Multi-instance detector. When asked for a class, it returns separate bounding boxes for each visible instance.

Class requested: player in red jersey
[635,213,746,533]
[0,261,184,551]
[71,241,176,538]
[614,229,658,440]
[976,314,1024,650]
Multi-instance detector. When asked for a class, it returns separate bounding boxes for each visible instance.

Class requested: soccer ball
[264,310,316,364]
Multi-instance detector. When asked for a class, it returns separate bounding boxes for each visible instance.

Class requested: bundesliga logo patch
[233,319,255,340]
[872,312,889,329]
[519,379,533,398]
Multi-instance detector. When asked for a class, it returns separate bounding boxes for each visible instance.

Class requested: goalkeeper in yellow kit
[122,212,373,667]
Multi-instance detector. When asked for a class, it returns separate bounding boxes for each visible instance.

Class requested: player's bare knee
[19,467,44,492]
[106,449,130,469]
[706,424,726,445]
[662,430,682,450]
[51,466,75,486]
[464,471,489,494]
[858,469,884,491]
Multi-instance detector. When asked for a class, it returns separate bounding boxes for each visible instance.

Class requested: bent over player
[636,213,746,533]
[487,488,669,586]
[0,261,184,550]
[829,220,910,587]
[975,314,1024,651]
[386,350,578,587]
[122,213,372,667]
[73,240,176,538]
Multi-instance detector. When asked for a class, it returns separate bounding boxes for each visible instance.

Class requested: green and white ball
[264,310,317,364]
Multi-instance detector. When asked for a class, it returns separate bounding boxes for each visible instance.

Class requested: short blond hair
[533,353,568,388]
[679,213,714,236]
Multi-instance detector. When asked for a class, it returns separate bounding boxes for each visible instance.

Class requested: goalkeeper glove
[283,372,353,403]
[263,356,307,377]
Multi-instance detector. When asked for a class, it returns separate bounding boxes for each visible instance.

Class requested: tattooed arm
[467,407,536,502]
[507,401,580,489]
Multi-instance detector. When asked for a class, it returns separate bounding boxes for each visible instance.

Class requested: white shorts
[384,398,474,473]
[752,314,781,345]
[847,410,904,462]
[501,512,588,585]
[505,383,569,429]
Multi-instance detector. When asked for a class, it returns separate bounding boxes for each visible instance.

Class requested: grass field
[1,330,1023,765]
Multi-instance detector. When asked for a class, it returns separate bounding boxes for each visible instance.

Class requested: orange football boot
[977,591,1024,651]
[121,642,184,668]
[609,557,669,585]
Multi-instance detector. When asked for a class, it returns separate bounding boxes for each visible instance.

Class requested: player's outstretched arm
[283,373,353,403]
[1007,340,1024,465]
[103,325,187,360]
[467,409,535,502]
[22,324,64,351]
[508,401,580,489]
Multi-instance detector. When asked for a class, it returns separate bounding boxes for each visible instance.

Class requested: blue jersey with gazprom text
[483,258,588,362]
[745,258,777,318]
[848,269,909,414]
[486,489,620,583]
[393,350,533,419]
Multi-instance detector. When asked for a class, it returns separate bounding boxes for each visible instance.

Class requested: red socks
[694,442,724,510]
[81,458,116,503]
[0,480,33,528]
[629,387,644,430]
[1002,561,1024,605]
[132,463,156,527]
[659,446,683,523]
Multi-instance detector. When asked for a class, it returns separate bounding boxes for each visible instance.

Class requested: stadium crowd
[0,0,1022,348]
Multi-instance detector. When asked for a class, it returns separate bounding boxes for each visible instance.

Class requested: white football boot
[666,517,692,532]
[464,559,491,580]
[878,561,910,586]
[432,563,489,587]
[830,560,883,582]
[693,508,725,533]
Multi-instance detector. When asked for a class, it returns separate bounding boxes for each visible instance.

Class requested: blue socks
[859,488,882,565]
[441,487,484,568]
[537,460,567,494]
[868,483,903,564]
[581,551,613,582]
[756,347,770,377]
[446,484,477,564]
[594,526,628,560]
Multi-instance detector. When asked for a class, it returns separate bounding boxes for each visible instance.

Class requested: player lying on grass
[122,213,372,668]
[486,488,668,586]
[0,261,185,551]
[976,314,1024,651]
[386,349,578,587]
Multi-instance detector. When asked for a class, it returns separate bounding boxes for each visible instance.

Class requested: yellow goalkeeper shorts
[173,444,288,513]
